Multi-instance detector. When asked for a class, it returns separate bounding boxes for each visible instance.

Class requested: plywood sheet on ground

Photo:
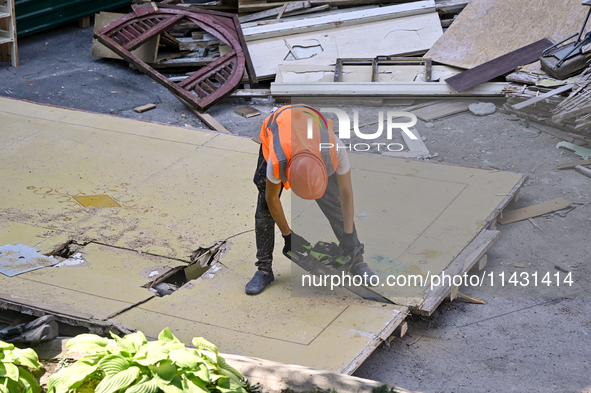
[425,0,591,69]
[0,97,525,373]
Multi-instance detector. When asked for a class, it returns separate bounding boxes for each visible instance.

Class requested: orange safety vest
[260,105,338,190]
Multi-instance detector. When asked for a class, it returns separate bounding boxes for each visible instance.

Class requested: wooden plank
[511,84,573,110]
[234,105,262,118]
[183,104,231,134]
[275,64,463,84]
[557,159,591,170]
[91,12,160,63]
[236,12,443,80]
[445,38,552,93]
[134,103,156,113]
[418,230,500,316]
[411,99,477,121]
[425,0,591,70]
[270,81,507,97]
[498,198,572,225]
[240,0,436,41]
[238,1,310,23]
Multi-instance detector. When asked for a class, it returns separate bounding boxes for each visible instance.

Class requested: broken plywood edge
[340,307,408,375]
[0,292,132,336]
[240,0,437,41]
[417,229,500,316]
[498,198,573,225]
[270,82,507,97]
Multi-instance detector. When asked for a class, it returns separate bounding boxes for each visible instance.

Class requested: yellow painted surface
[73,195,121,208]
[0,97,524,373]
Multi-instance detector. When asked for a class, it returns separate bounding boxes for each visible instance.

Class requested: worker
[245,104,378,295]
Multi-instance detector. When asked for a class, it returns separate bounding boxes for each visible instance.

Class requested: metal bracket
[94,4,258,111]
[334,56,433,83]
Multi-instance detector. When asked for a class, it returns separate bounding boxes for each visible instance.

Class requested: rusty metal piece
[334,57,433,83]
[95,4,258,111]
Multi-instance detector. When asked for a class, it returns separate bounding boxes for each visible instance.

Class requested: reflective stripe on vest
[266,105,336,183]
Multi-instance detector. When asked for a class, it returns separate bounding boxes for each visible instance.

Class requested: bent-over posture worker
[245,104,378,295]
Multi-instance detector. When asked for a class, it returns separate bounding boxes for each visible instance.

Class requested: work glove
[339,232,360,255]
[282,232,310,255]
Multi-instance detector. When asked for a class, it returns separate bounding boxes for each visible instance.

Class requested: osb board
[275,64,464,83]
[228,12,442,79]
[424,0,591,69]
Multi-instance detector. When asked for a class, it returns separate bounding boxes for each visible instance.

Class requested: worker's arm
[336,170,355,234]
[265,178,291,236]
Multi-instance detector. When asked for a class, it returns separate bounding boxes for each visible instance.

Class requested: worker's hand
[282,232,310,255]
[339,232,360,255]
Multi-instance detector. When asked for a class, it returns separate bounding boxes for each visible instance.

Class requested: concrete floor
[1,15,591,393]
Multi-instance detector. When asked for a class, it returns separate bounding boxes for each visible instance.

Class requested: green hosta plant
[0,340,42,393]
[48,328,248,393]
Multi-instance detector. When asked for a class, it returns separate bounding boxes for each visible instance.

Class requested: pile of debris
[89,0,591,142]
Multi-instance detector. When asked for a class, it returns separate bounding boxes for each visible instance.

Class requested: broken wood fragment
[456,292,486,305]
[556,159,591,170]
[134,103,157,113]
[234,106,261,118]
[498,198,572,225]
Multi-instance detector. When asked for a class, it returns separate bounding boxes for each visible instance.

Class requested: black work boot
[245,270,275,295]
[350,263,379,286]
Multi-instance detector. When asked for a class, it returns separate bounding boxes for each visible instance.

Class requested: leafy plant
[0,340,42,393]
[48,328,249,393]
[372,384,398,393]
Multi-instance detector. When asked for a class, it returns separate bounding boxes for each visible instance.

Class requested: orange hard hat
[287,150,328,200]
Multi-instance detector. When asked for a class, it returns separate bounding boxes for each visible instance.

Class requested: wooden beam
[238,1,310,23]
[557,159,591,170]
[271,82,507,97]
[445,38,552,93]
